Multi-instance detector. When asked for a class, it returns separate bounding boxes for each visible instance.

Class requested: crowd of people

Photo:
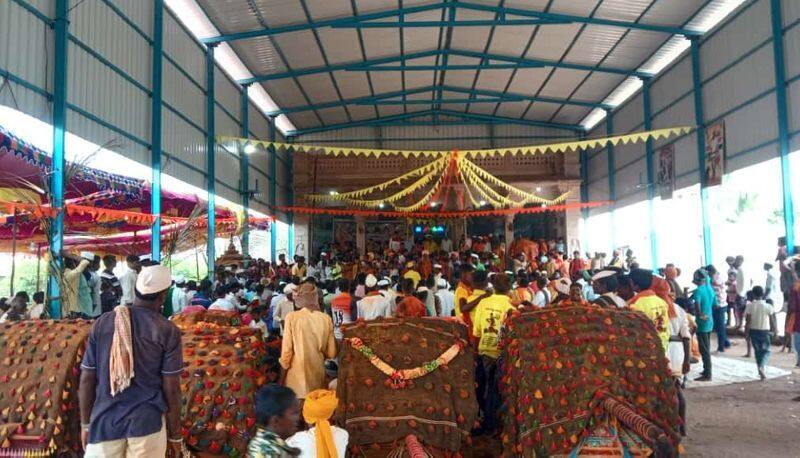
[3,234,800,457]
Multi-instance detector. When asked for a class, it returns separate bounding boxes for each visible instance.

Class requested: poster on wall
[704,121,725,187]
[332,219,357,253]
[365,220,405,254]
[657,144,675,200]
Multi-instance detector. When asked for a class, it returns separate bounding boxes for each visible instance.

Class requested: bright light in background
[164,0,296,135]
[243,143,257,154]
[0,106,268,218]
[580,0,747,131]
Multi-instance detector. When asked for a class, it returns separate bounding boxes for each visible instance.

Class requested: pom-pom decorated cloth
[337,317,478,453]
[0,320,92,455]
[499,306,681,457]
[175,316,270,456]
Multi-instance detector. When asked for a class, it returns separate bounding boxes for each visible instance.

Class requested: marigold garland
[346,337,463,389]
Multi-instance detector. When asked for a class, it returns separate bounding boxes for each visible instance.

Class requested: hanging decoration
[278,201,609,219]
[217,126,692,158]
[305,151,570,212]
[346,337,464,389]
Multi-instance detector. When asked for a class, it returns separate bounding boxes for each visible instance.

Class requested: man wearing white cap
[79,264,184,458]
[591,270,627,308]
[435,278,455,317]
[377,278,397,316]
[274,283,297,335]
[432,263,443,292]
[356,274,391,320]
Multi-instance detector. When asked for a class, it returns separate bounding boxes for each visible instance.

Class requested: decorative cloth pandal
[346,337,463,389]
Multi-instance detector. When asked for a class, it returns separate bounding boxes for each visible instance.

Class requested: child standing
[745,286,776,380]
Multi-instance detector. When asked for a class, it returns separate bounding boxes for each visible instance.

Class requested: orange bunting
[277,201,609,219]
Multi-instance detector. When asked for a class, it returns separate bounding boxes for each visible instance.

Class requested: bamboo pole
[9,208,18,296]
[35,244,41,292]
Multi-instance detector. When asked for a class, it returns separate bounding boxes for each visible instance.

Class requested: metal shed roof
[192,0,744,136]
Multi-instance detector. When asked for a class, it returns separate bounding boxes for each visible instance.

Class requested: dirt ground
[681,335,800,457]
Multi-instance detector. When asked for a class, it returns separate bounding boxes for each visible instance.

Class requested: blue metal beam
[49,0,69,319]
[286,110,435,136]
[269,117,277,262]
[206,43,217,276]
[286,138,295,260]
[453,1,702,36]
[150,0,164,262]
[690,37,712,264]
[606,109,616,251]
[203,2,445,44]
[334,19,570,28]
[205,1,700,44]
[437,109,584,132]
[239,48,645,84]
[361,97,524,105]
[268,84,607,116]
[580,144,589,251]
[359,63,543,71]
[642,78,658,270]
[770,0,795,254]
[287,108,584,136]
[451,49,648,78]
[240,84,250,258]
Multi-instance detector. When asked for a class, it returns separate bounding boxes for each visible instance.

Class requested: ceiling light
[243,144,256,154]
[430,202,437,207]
[378,202,385,209]
[535,187,542,192]
[329,190,338,195]
[479,200,486,206]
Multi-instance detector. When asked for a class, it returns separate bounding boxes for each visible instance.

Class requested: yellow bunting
[218,126,692,158]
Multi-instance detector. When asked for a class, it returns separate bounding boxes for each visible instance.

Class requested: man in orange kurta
[419,252,433,280]
[280,283,337,399]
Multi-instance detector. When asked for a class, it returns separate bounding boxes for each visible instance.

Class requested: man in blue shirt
[691,268,717,382]
[79,264,184,457]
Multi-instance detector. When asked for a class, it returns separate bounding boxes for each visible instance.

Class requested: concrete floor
[682,335,800,457]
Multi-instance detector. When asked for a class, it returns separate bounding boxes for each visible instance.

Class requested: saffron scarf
[303,390,339,458]
[651,277,677,318]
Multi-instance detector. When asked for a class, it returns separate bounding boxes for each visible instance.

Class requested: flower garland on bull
[498,306,681,457]
[346,337,464,389]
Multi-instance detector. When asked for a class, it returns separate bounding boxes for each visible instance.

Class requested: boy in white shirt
[745,286,776,380]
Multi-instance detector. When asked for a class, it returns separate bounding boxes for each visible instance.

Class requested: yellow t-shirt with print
[630,293,670,352]
[472,294,515,359]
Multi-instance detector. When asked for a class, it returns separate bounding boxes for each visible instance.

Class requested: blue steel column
[150,0,164,262]
[690,37,712,264]
[579,145,589,253]
[240,83,250,257]
[206,43,217,276]
[642,78,658,270]
[770,0,795,254]
[287,137,295,259]
[49,0,69,319]
[269,117,277,262]
[606,109,616,251]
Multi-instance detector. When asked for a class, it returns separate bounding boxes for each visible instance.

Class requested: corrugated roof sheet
[182,0,747,134]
